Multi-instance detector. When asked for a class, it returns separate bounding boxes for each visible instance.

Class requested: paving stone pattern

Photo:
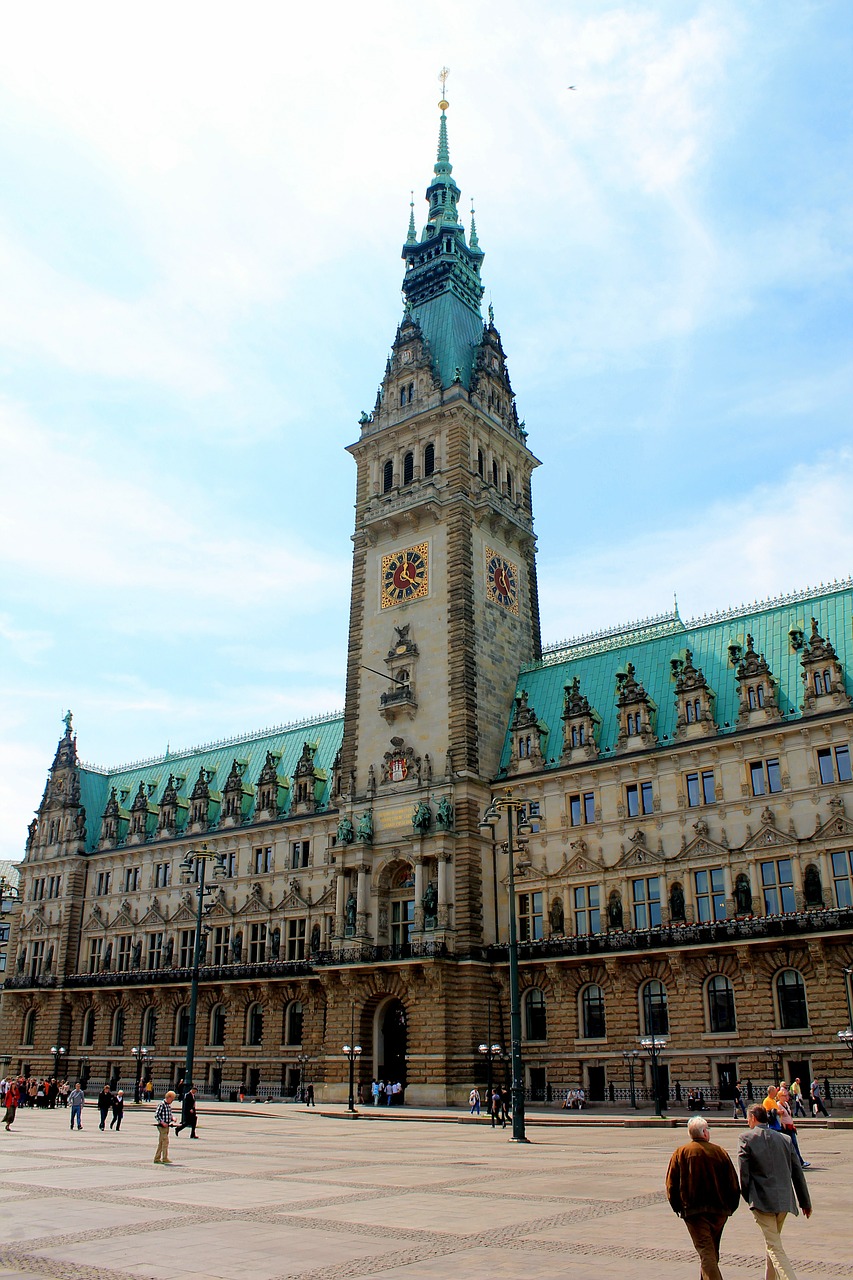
[0,1107,850,1280]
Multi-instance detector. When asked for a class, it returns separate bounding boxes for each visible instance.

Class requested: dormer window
[747,685,765,710]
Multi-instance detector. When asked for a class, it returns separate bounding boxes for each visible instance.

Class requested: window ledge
[770,1028,813,1038]
[575,1037,608,1046]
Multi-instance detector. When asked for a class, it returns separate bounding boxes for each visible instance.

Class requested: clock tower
[340,92,541,948]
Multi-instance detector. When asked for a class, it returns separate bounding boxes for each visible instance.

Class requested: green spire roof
[401,103,485,390]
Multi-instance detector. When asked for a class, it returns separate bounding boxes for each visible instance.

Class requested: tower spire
[406,191,417,244]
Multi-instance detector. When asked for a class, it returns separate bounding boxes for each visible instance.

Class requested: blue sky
[1,0,852,859]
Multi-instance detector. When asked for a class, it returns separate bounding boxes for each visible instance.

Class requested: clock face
[485,547,519,615]
[381,543,429,608]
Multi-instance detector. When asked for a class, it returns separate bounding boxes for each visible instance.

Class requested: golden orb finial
[438,65,449,111]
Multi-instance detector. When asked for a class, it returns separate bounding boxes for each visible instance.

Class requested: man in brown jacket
[666,1115,741,1280]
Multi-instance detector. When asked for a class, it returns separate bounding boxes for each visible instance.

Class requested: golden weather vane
[438,66,449,110]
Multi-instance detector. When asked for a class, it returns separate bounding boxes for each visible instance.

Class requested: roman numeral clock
[381,543,429,608]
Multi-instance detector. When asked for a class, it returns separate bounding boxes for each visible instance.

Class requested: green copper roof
[78,712,343,852]
[499,581,853,772]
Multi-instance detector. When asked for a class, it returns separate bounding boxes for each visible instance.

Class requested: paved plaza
[0,1104,851,1280]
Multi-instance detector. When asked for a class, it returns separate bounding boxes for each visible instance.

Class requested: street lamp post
[78,1056,90,1090]
[478,1042,504,1114]
[342,1043,362,1112]
[131,1046,151,1102]
[214,1055,227,1101]
[639,1035,668,1117]
[297,1053,310,1102]
[51,1045,67,1077]
[622,1049,640,1109]
[479,789,533,1143]
[179,844,228,1092]
[763,1045,783,1087]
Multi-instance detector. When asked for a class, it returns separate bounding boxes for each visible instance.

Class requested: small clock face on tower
[485,547,519,615]
[381,543,429,608]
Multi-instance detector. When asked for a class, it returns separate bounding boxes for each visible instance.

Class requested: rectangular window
[253,845,273,875]
[573,884,600,935]
[223,851,236,877]
[88,937,103,974]
[116,935,133,972]
[632,876,661,929]
[290,840,310,870]
[817,745,852,785]
[569,792,595,826]
[519,802,541,833]
[147,932,163,969]
[695,867,727,922]
[686,770,715,807]
[831,850,853,908]
[286,918,306,961]
[154,862,171,888]
[212,925,231,966]
[29,939,45,979]
[750,757,782,797]
[391,899,414,948]
[626,781,654,818]
[179,929,194,968]
[248,922,267,962]
[761,859,796,915]
[518,891,544,942]
[124,867,140,893]
[47,874,62,898]
[96,870,111,896]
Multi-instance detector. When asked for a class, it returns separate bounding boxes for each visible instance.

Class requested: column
[413,856,425,932]
[356,863,370,938]
[437,854,450,929]
[334,868,346,938]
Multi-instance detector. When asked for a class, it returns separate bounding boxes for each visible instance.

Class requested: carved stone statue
[804,864,823,907]
[669,882,686,922]
[310,922,321,952]
[26,818,38,851]
[16,950,25,973]
[164,937,174,966]
[435,796,454,831]
[337,815,355,845]
[422,882,438,921]
[102,941,113,970]
[356,810,374,843]
[734,874,752,915]
[132,939,142,969]
[231,930,243,962]
[44,945,54,973]
[607,891,623,930]
[345,891,357,930]
[549,897,565,934]
[412,800,431,836]
[270,926,281,959]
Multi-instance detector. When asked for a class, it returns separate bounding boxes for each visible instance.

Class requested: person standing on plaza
[739,1103,811,1280]
[153,1090,177,1163]
[732,1081,747,1120]
[305,1082,315,1107]
[469,1087,480,1115]
[97,1083,112,1131]
[69,1082,84,1130]
[175,1086,198,1138]
[3,1079,20,1130]
[110,1091,124,1131]
[776,1087,809,1169]
[665,1115,740,1280]
[789,1079,806,1118]
[490,1087,505,1129]
[809,1079,829,1118]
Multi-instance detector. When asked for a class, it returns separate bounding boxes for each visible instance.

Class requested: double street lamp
[213,1055,228,1102]
[479,789,533,1143]
[131,1046,151,1103]
[51,1045,67,1076]
[640,1035,668,1117]
[179,844,228,1092]
[622,1049,640,1109]
[478,1042,505,1114]
[297,1053,311,1102]
[342,1042,362,1112]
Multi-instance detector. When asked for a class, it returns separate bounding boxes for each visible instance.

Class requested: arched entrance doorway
[374,998,407,1097]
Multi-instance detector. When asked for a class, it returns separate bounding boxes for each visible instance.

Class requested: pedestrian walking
[144,1079,154,1104]
[789,1078,806,1118]
[490,1087,505,1129]
[739,1103,812,1280]
[3,1080,20,1130]
[69,1082,84,1130]
[97,1084,112,1130]
[469,1087,481,1115]
[809,1079,829,1118]
[175,1086,198,1138]
[110,1091,124,1131]
[153,1090,177,1164]
[305,1083,315,1107]
[776,1087,809,1168]
[665,1115,740,1280]
[732,1080,747,1120]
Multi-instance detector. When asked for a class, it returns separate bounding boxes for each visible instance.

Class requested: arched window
[492,459,499,487]
[477,448,484,477]
[424,442,435,476]
[757,685,765,708]
[175,1005,191,1047]
[284,1000,303,1046]
[403,451,414,485]
[81,1007,95,1047]
[246,1002,264,1046]
[686,701,695,723]
[776,969,809,1030]
[707,975,736,1033]
[22,1008,37,1047]
[505,469,513,498]
[641,980,669,1036]
[581,984,606,1039]
[524,988,547,1041]
[111,1007,126,1047]
[383,460,393,493]
[142,1006,157,1048]
[209,1004,226,1047]
[399,386,406,407]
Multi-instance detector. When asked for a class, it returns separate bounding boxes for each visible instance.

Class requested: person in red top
[3,1081,20,1130]
[666,1115,741,1280]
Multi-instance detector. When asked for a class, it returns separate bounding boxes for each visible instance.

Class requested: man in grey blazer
[739,1104,812,1280]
